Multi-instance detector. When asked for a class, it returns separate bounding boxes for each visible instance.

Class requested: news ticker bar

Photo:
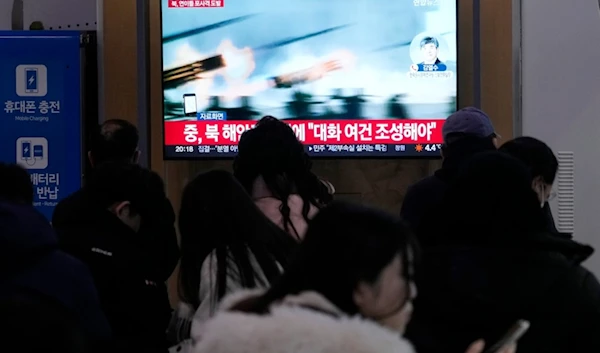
[165,143,442,159]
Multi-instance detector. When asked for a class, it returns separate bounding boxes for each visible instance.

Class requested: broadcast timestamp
[174,145,195,153]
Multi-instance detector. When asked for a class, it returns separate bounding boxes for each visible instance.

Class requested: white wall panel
[0,0,96,30]
[521,0,600,275]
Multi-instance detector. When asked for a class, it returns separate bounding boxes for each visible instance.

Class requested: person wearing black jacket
[400,107,498,247]
[406,152,600,353]
[53,162,173,353]
[0,163,112,351]
[499,136,560,234]
[52,119,179,283]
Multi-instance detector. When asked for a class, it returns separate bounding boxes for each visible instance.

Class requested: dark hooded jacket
[53,187,179,282]
[401,137,559,247]
[0,201,112,347]
[405,152,600,353]
[400,136,497,247]
[53,191,172,353]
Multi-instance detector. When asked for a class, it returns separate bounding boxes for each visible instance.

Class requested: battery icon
[25,68,38,93]
[33,145,44,159]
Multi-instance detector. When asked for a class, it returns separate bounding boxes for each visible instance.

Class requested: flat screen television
[161,0,457,159]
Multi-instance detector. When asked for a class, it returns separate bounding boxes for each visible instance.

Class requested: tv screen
[161,0,457,158]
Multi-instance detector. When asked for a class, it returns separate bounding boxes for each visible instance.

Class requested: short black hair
[499,136,558,184]
[90,119,139,165]
[86,162,165,218]
[420,36,439,48]
[0,163,33,204]
[445,151,547,238]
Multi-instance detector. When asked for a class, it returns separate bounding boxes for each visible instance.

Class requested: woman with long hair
[233,116,333,239]
[192,202,508,353]
[167,170,298,348]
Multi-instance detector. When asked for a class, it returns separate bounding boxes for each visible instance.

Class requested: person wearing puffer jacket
[191,202,514,353]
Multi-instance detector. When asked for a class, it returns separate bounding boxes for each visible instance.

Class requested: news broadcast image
[161,0,457,158]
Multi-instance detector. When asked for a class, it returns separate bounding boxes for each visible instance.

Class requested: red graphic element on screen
[165,119,443,146]
[169,0,224,7]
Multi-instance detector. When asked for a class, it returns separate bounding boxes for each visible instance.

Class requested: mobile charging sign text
[0,32,82,220]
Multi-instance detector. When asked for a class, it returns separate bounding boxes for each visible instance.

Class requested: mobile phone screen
[22,141,31,159]
[183,94,197,116]
[483,320,530,353]
[25,68,38,93]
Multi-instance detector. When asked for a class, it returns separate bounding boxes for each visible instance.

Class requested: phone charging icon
[16,137,48,169]
[16,64,47,97]
[25,68,38,93]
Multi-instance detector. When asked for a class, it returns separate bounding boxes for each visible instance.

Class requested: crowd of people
[1,108,599,353]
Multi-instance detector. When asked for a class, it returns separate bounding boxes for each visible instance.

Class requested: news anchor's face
[421,43,439,62]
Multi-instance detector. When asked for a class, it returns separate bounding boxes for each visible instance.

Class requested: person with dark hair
[409,36,448,73]
[400,107,498,247]
[54,162,173,353]
[53,119,179,293]
[420,36,442,65]
[0,201,112,350]
[499,136,560,233]
[88,119,141,165]
[191,202,508,353]
[0,162,34,204]
[167,170,297,350]
[233,116,332,239]
[407,152,600,353]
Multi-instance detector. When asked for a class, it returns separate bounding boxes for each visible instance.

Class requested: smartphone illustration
[483,320,530,353]
[25,68,38,93]
[21,141,31,159]
[33,145,44,159]
[183,93,198,117]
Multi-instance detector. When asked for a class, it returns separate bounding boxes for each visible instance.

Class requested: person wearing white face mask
[499,137,560,234]
[407,152,600,353]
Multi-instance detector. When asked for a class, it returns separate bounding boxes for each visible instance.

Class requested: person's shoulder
[52,188,88,225]
[28,249,96,289]
[195,306,414,353]
[56,188,86,209]
[554,261,600,304]
[404,175,445,204]
[514,244,600,310]
[410,173,445,191]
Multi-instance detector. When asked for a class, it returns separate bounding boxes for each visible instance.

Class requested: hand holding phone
[466,320,530,353]
[466,340,516,353]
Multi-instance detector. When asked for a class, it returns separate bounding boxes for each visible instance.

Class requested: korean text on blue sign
[0,31,82,221]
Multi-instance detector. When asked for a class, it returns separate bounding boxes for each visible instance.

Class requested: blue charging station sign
[0,32,82,220]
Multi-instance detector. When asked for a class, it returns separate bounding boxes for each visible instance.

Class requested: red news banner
[165,119,445,146]
[168,0,224,7]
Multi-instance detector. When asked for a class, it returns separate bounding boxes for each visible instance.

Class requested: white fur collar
[216,288,342,315]
[192,290,415,353]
